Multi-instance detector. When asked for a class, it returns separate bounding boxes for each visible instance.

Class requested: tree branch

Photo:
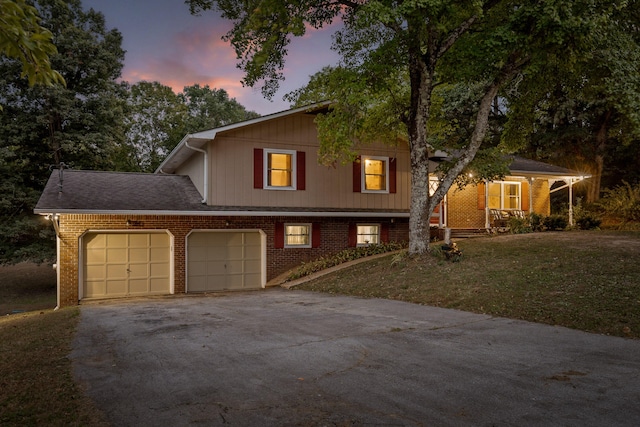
[437,15,478,59]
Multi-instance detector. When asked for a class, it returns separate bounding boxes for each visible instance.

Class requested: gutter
[35,210,410,218]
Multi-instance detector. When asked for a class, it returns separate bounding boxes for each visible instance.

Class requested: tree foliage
[0,0,64,87]
[122,82,260,173]
[0,0,126,263]
[179,84,260,132]
[188,0,625,255]
[121,81,188,172]
[503,2,640,202]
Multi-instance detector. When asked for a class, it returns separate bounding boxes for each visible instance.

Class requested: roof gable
[156,102,330,174]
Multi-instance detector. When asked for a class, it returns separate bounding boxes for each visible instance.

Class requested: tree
[179,84,260,132]
[503,3,640,203]
[123,81,188,172]
[0,0,64,87]
[188,0,620,255]
[0,0,126,263]
[121,83,260,173]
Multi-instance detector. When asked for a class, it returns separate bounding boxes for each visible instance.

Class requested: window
[265,149,296,189]
[362,156,389,193]
[285,224,311,248]
[357,224,380,246]
[488,181,521,210]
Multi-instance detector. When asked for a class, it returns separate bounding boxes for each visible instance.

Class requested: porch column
[568,177,574,226]
[484,179,490,229]
[528,177,534,214]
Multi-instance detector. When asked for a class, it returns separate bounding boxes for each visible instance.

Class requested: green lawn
[294,230,640,339]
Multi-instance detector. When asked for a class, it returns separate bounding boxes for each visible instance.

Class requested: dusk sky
[82,0,340,115]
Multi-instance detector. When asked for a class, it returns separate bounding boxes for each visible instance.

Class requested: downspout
[185,137,208,204]
[45,213,61,310]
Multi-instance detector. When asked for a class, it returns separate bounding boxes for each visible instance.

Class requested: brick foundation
[56,214,409,307]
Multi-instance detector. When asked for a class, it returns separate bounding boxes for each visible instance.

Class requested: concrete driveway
[71,289,640,426]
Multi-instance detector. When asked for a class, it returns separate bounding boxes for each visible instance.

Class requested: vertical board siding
[206,113,410,211]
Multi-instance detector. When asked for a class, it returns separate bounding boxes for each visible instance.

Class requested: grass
[0,231,638,424]
[295,230,640,339]
[0,264,106,426]
[0,262,56,315]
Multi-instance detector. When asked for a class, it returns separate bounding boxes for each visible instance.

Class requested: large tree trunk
[586,111,611,203]
[406,34,433,256]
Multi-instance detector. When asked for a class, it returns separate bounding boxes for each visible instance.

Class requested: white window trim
[284,223,312,248]
[356,223,380,247]
[264,148,297,190]
[489,181,521,210]
[361,155,389,194]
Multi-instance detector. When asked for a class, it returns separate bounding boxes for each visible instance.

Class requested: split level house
[35,103,586,308]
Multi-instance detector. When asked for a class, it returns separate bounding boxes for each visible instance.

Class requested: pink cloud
[120,16,340,114]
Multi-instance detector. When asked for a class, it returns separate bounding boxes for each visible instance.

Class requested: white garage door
[187,231,264,292]
[83,232,171,299]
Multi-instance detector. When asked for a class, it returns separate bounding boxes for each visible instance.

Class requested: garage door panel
[225,260,246,274]
[206,246,229,259]
[129,280,148,294]
[150,247,169,262]
[150,262,169,277]
[105,279,127,295]
[244,259,262,274]
[187,231,263,292]
[225,233,246,245]
[225,246,245,259]
[86,248,105,263]
[206,260,227,273]
[128,263,148,279]
[83,232,171,299]
[150,233,168,247]
[129,248,149,263]
[85,233,106,249]
[149,278,169,293]
[188,260,207,276]
[244,273,261,287]
[188,276,207,292]
[85,265,105,280]
[129,234,149,248]
[85,281,105,296]
[244,233,261,245]
[106,263,127,278]
[106,234,127,247]
[106,248,126,263]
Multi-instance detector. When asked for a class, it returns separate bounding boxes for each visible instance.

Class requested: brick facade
[446,179,552,228]
[56,214,409,307]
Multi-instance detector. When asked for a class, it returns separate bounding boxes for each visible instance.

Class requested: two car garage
[81,230,265,300]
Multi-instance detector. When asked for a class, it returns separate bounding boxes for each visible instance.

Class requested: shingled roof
[34,170,209,214]
[507,156,585,177]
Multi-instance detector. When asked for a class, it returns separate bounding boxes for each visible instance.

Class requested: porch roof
[507,156,586,179]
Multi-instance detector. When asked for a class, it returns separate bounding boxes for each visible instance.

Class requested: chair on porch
[490,209,509,228]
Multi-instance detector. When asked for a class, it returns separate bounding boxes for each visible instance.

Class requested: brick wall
[445,179,553,228]
[446,185,485,229]
[57,214,409,307]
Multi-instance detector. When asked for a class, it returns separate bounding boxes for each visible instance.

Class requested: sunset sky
[82,0,340,115]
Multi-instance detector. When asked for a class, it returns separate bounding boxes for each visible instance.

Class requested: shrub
[286,241,407,281]
[573,198,602,230]
[597,181,640,223]
[543,214,568,231]
[529,212,544,232]
[509,216,532,234]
